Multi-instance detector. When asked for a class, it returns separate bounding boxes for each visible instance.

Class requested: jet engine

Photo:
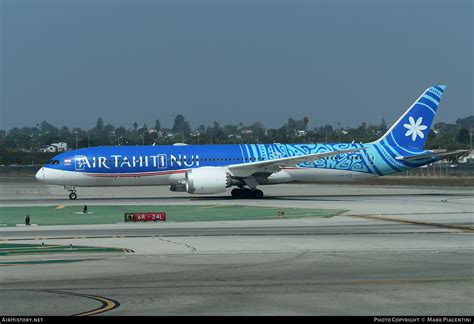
[185,167,232,194]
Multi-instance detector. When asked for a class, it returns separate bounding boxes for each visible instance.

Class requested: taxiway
[0,181,473,315]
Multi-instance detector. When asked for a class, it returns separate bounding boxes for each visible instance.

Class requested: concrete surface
[0,180,473,316]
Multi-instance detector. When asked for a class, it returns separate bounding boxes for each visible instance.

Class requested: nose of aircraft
[35,167,44,182]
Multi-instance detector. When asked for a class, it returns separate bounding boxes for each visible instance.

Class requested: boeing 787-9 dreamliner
[35,85,466,200]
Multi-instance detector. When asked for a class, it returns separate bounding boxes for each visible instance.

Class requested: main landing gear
[231,187,264,199]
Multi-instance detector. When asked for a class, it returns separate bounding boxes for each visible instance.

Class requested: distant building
[458,150,474,164]
[295,130,306,137]
[43,142,68,153]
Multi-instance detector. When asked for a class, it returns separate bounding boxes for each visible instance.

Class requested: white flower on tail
[403,116,427,141]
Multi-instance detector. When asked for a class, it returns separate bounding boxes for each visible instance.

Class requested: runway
[0,181,473,315]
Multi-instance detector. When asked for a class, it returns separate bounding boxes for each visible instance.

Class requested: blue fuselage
[44,142,435,177]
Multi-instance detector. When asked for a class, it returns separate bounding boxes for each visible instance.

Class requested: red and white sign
[126,212,166,222]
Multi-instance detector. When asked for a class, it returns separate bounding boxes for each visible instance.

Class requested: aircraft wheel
[231,188,243,198]
[242,188,253,199]
[69,192,77,200]
[254,189,264,199]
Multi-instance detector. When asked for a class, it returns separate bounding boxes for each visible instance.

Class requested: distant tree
[104,124,115,134]
[206,121,224,144]
[96,117,104,130]
[39,121,55,134]
[456,116,474,129]
[223,124,239,135]
[59,126,70,138]
[172,114,185,132]
[427,129,437,141]
[457,128,470,144]
[287,118,296,130]
[294,119,305,130]
[249,122,265,132]
[1,113,473,155]
[380,118,387,133]
[115,126,126,136]
[170,115,191,140]
[183,122,191,136]
[303,117,309,130]
[317,125,334,143]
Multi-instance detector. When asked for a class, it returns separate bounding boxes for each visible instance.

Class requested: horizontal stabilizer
[395,150,469,161]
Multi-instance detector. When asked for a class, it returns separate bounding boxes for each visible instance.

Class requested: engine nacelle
[185,167,231,194]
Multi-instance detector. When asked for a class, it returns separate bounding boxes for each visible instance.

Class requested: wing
[395,150,469,162]
[228,147,366,178]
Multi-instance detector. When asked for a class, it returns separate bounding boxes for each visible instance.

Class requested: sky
[0,0,472,131]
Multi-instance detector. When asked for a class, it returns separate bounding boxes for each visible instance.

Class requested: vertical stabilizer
[375,85,445,149]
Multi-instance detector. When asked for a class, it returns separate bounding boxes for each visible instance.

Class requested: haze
[0,0,472,131]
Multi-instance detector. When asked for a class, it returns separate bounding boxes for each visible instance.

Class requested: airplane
[35,85,467,200]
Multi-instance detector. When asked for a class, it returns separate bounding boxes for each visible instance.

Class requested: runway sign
[124,212,167,222]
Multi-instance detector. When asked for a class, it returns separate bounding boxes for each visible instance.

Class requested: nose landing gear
[64,186,77,200]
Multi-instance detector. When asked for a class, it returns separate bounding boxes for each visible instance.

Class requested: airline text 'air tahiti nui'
[36,85,467,200]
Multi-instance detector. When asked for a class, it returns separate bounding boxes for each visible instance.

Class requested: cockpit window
[48,160,60,165]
